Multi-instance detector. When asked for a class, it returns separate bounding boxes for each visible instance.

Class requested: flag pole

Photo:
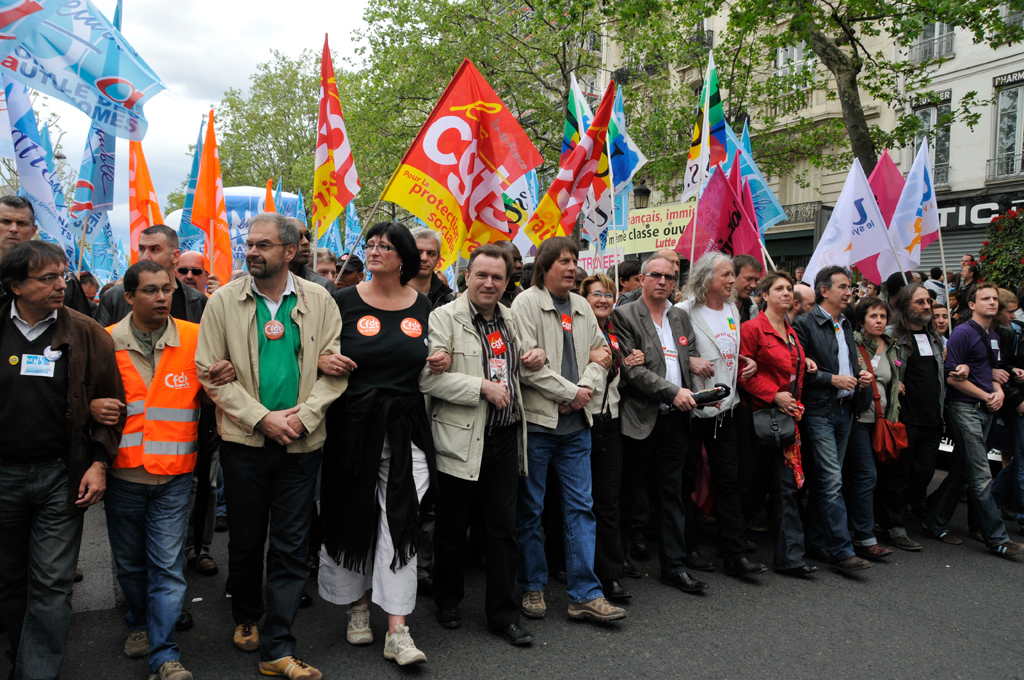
[881,212,909,285]
[76,216,89,275]
[936,214,948,294]
[336,195,385,278]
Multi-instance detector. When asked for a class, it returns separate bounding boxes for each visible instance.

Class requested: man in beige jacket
[196,213,345,680]
[510,236,626,624]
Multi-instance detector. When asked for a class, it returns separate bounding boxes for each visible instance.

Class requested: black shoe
[215,515,228,532]
[306,551,320,572]
[661,570,709,593]
[805,546,832,562]
[299,592,313,609]
[175,609,194,632]
[724,556,768,577]
[417,575,434,598]
[777,565,819,577]
[685,551,715,572]
[629,532,650,559]
[622,559,640,579]
[436,604,462,629]
[602,580,632,602]
[491,623,534,646]
[552,570,568,585]
[73,567,83,583]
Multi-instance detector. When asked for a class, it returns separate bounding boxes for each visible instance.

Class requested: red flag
[264,180,277,213]
[676,165,764,268]
[192,109,234,284]
[868,149,905,226]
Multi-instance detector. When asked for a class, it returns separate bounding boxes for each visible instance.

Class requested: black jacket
[428,274,455,310]
[792,305,861,417]
[296,264,336,294]
[998,320,1024,413]
[94,280,207,327]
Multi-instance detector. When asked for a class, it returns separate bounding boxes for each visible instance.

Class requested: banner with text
[604,201,696,255]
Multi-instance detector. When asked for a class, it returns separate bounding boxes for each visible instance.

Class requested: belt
[836,396,853,406]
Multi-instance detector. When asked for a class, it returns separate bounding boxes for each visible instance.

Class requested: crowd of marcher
[1,193,1021,680]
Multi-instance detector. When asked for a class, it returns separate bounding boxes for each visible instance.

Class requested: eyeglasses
[135,285,174,296]
[365,243,396,253]
[586,291,615,300]
[25,271,67,286]
[244,241,287,252]
[177,267,204,276]
[645,272,678,282]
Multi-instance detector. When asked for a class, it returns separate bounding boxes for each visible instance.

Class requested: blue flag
[178,118,206,252]
[741,119,752,155]
[343,202,364,260]
[609,87,647,195]
[113,236,128,279]
[296,188,308,226]
[89,217,116,283]
[720,121,787,234]
[68,124,116,247]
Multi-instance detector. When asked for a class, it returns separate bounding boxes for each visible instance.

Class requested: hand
[89,397,124,426]
[773,391,799,414]
[208,359,236,386]
[987,391,1004,412]
[481,379,511,409]
[285,408,308,437]
[558,403,574,414]
[899,382,906,395]
[673,387,697,412]
[427,351,451,374]
[949,364,970,382]
[739,355,757,381]
[831,374,858,391]
[206,275,222,294]
[805,358,817,373]
[1013,368,1024,383]
[76,462,106,507]
[993,368,1010,385]
[520,348,546,371]
[589,346,612,371]
[318,353,357,377]
[690,356,714,379]
[1017,400,1024,416]
[569,386,593,411]
[857,370,873,388]
[623,349,644,367]
[259,406,303,445]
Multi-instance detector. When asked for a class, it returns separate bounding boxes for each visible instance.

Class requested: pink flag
[676,165,764,268]
[868,150,905,226]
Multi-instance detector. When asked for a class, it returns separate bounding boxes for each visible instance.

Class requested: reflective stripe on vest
[107,319,203,476]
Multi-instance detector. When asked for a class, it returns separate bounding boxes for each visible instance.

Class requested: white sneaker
[383,624,426,665]
[346,604,373,645]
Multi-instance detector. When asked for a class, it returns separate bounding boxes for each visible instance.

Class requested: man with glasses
[285,218,335,294]
[176,252,222,297]
[612,255,709,594]
[196,213,345,679]
[0,241,123,680]
[95,225,207,327]
[409,227,455,310]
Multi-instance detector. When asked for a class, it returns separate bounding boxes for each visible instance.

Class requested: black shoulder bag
[752,329,801,448]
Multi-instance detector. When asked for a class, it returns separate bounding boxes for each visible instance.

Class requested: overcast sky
[44,0,370,247]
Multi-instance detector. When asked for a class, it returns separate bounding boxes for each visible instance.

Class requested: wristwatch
[254,417,264,432]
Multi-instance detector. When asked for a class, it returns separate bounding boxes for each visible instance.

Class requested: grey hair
[248,212,299,246]
[410,226,442,251]
[686,252,732,306]
[641,255,674,276]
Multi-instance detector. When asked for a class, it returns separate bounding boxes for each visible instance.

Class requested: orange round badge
[356,315,381,336]
[400,318,423,338]
[264,320,285,340]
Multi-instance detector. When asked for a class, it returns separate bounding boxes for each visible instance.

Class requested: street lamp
[633,180,651,210]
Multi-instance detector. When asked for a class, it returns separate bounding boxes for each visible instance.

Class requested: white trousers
[318,436,429,616]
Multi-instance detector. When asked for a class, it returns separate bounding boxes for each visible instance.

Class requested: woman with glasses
[579,274,644,602]
[317,222,445,666]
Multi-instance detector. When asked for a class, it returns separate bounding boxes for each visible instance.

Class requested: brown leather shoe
[854,544,894,561]
[191,555,219,576]
[832,555,872,574]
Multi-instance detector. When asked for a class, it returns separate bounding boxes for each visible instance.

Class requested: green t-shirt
[255,294,301,411]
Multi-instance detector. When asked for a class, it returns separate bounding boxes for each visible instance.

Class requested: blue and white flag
[68,124,115,247]
[178,118,206,252]
[296,188,308,226]
[877,140,940,277]
[343,201,364,260]
[509,169,540,256]
[741,119,752,156]
[609,87,647,196]
[720,121,787,234]
[318,217,341,254]
[0,0,165,140]
[113,235,128,279]
[4,74,75,261]
[89,217,116,282]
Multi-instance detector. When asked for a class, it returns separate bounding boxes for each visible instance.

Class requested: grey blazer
[611,298,698,440]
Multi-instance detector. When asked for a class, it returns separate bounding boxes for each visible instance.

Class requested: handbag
[752,331,800,448]
[856,345,908,464]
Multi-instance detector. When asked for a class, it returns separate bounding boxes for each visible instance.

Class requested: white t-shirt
[652,304,682,407]
[699,305,739,385]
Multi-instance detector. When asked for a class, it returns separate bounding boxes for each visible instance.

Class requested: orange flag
[264,179,277,213]
[128,141,162,264]
[192,109,233,284]
[380,59,543,269]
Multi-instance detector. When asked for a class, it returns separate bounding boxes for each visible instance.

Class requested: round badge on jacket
[357,315,381,336]
[679,336,688,346]
[400,318,422,338]
[264,320,285,340]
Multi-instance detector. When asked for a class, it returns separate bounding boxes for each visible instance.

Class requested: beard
[908,310,933,327]
[248,257,283,279]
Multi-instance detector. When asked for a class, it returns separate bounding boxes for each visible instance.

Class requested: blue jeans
[844,422,879,547]
[801,403,855,560]
[516,429,603,603]
[104,473,192,673]
[993,414,1024,525]
[925,402,1010,548]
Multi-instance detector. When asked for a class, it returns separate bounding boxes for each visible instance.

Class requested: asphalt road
[3,480,1023,680]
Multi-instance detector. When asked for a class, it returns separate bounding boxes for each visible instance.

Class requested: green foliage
[979,210,1024,289]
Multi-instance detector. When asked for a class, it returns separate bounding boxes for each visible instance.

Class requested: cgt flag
[128,140,161,263]
[313,34,359,241]
[191,108,233,284]
[381,58,543,269]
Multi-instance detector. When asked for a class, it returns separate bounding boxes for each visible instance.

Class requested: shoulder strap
[967,320,999,368]
[856,344,884,420]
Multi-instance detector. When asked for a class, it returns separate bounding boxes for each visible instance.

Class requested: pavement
[3,481,1024,680]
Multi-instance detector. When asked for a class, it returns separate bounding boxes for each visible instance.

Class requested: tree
[979,210,1024,288]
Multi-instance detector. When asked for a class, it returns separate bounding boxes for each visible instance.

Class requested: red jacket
[738,312,806,410]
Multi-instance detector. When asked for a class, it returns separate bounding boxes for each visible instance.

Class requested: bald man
[176,251,221,295]
[789,282,816,322]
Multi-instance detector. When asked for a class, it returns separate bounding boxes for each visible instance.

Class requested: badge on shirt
[678,336,688,346]
[20,354,55,377]
[608,333,620,352]
[488,330,507,355]
[489,358,509,389]
[870,354,882,369]
[914,334,934,357]
[664,346,679,361]
[8,355,17,366]
[43,345,62,361]
[561,313,572,333]
[356,315,381,337]
[992,338,1001,361]
[401,318,423,338]
[264,320,285,340]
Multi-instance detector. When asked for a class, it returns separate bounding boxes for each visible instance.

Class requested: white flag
[876,141,940,278]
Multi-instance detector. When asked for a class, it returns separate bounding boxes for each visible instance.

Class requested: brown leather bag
[857,345,908,464]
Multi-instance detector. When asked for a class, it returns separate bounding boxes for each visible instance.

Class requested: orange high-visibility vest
[107,319,202,475]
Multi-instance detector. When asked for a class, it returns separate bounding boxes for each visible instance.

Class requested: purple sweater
[944,320,998,403]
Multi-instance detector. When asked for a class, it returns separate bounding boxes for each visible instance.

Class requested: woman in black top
[317,221,444,667]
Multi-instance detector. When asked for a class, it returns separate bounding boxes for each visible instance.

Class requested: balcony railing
[987,154,1024,181]
[909,32,954,63]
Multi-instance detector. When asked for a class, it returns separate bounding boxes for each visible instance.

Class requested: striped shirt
[469,300,519,427]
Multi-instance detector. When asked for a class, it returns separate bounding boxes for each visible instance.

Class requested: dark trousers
[433,425,520,629]
[220,441,321,662]
[907,422,945,509]
[692,412,746,561]
[590,415,624,582]
[0,459,83,680]
[877,422,942,535]
[622,411,691,575]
